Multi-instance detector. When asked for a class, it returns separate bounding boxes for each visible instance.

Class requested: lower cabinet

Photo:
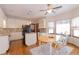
[0,36,9,54]
[9,32,23,41]
[25,33,37,46]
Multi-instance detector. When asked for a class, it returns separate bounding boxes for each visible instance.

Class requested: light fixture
[3,20,6,28]
[47,9,52,13]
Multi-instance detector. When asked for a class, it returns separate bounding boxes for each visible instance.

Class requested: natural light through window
[72,17,79,37]
[56,20,70,35]
[74,30,79,37]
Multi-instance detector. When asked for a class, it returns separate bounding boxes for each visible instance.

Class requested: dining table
[38,35,55,45]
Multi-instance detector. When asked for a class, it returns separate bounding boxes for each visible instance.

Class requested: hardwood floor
[5,39,79,55]
[7,40,38,55]
[68,43,79,55]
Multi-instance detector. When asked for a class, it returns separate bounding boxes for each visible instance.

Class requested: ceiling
[0,4,79,19]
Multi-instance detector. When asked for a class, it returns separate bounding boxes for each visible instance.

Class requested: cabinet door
[25,33,37,46]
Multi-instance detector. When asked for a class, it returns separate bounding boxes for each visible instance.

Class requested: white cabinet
[39,19,47,28]
[0,36,9,54]
[25,33,37,46]
[10,32,23,41]
[7,18,27,28]
[0,8,7,28]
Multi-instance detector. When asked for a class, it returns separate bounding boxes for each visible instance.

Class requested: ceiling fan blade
[53,6,62,9]
[40,9,47,11]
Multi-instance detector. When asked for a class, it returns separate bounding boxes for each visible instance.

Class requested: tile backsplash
[0,28,22,35]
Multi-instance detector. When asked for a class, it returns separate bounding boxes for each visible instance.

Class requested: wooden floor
[7,40,37,55]
[5,39,79,55]
[68,43,79,55]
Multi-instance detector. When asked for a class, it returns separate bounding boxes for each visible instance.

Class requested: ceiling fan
[40,4,62,15]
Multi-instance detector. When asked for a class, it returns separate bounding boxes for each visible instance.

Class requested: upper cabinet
[7,18,27,28]
[0,8,7,28]
[39,19,47,28]
[0,8,29,28]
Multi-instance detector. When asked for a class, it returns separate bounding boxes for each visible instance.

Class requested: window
[49,28,54,33]
[74,29,79,37]
[72,17,79,37]
[48,22,54,33]
[56,20,70,35]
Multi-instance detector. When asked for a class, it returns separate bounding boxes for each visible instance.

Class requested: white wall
[7,17,29,28]
[0,8,7,28]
